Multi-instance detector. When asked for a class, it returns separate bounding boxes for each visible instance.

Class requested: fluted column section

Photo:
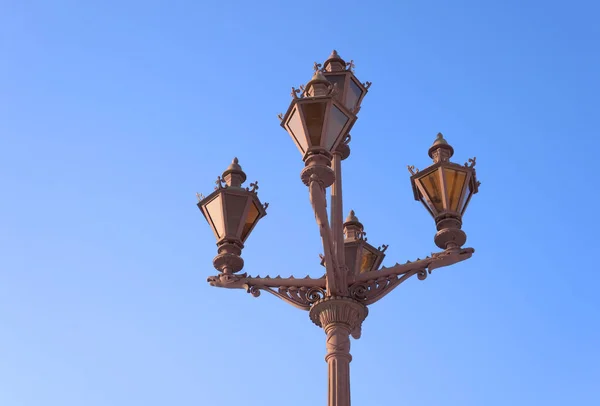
[326,323,352,406]
[310,297,368,406]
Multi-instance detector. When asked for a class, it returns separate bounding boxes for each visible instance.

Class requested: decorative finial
[433,132,448,146]
[346,60,355,72]
[345,209,360,223]
[428,132,454,161]
[305,70,331,97]
[222,157,247,187]
[323,49,346,72]
[312,70,327,81]
[225,157,242,172]
[343,209,365,241]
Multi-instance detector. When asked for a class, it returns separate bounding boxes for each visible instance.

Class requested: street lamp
[197,51,480,406]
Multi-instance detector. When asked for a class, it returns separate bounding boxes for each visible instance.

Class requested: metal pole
[310,297,367,406]
[331,151,346,276]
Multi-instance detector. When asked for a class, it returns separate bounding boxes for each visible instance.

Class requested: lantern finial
[222,157,247,188]
[324,50,346,72]
[345,209,359,223]
[344,210,364,241]
[428,132,454,163]
[305,70,331,97]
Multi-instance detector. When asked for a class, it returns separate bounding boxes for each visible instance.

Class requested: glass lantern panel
[205,196,224,238]
[324,105,349,151]
[360,250,377,274]
[241,200,261,241]
[344,244,360,275]
[461,183,475,215]
[286,107,308,154]
[224,194,249,237]
[346,79,363,112]
[303,102,327,147]
[326,74,347,102]
[444,167,468,212]
[419,169,444,213]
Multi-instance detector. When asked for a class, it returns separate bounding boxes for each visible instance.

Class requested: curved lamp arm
[208,273,326,311]
[348,247,474,305]
[206,247,473,310]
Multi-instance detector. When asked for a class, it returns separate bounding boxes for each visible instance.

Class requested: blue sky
[1,1,598,405]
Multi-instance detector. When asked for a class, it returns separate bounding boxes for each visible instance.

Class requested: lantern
[409,133,480,249]
[320,210,387,274]
[343,210,387,274]
[281,70,357,164]
[197,158,267,273]
[321,50,370,115]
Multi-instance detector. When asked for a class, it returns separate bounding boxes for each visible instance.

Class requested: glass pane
[444,168,468,212]
[461,186,474,215]
[346,79,363,111]
[419,169,444,213]
[286,107,308,153]
[303,102,327,147]
[344,244,359,275]
[326,74,346,102]
[360,251,377,274]
[324,105,349,151]
[241,200,261,241]
[225,194,249,237]
[205,196,224,238]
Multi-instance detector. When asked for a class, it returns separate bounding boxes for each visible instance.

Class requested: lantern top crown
[222,157,247,187]
[345,209,360,224]
[323,50,346,72]
[344,209,365,241]
[428,132,455,162]
[305,70,331,97]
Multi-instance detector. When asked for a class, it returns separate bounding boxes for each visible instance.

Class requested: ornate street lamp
[196,51,480,406]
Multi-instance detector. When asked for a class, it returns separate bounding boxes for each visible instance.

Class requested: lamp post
[197,51,480,406]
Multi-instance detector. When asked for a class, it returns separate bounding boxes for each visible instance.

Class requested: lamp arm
[346,247,474,305]
[207,273,327,311]
[307,176,345,296]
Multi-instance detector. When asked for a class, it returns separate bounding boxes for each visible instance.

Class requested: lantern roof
[222,157,247,187]
[323,50,346,72]
[428,133,454,160]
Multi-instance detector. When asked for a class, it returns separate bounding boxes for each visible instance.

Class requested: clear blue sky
[1,1,598,405]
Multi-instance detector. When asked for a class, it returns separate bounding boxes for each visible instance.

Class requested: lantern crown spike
[428,132,455,163]
[324,50,346,72]
[305,70,331,97]
[222,157,247,187]
[344,209,365,241]
[345,209,359,223]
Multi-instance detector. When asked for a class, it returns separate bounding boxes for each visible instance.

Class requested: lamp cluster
[197,50,479,279]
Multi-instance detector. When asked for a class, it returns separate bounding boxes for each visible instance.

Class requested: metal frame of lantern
[280,70,358,188]
[339,210,387,275]
[197,158,268,276]
[409,133,480,250]
[195,51,481,406]
[320,50,372,115]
